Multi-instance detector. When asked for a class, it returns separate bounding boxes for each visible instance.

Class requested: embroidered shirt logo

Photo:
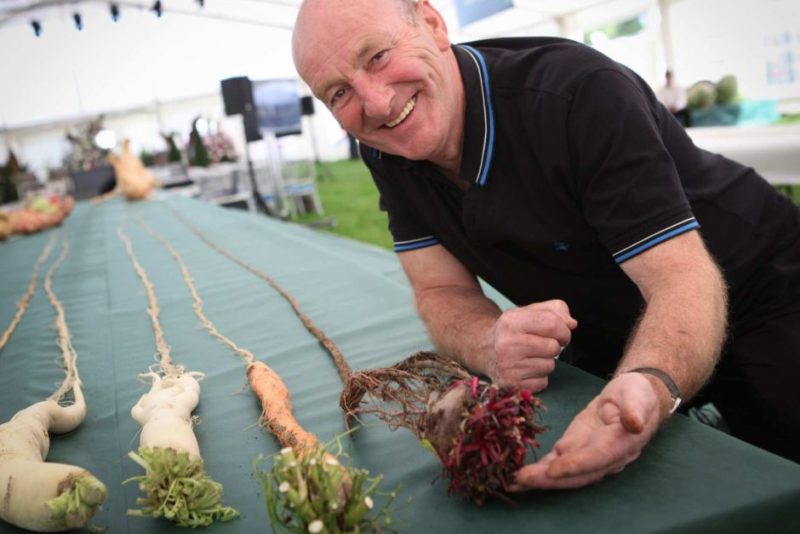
[553,241,571,252]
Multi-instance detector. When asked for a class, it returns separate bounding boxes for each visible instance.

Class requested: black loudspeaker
[300,95,315,115]
[71,165,116,200]
[221,76,254,116]
[242,108,263,142]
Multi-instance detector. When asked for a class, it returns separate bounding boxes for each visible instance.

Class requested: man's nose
[354,78,393,119]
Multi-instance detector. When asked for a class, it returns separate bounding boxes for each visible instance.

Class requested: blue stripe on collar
[459,44,495,187]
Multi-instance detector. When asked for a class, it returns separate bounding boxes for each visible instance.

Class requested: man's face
[293,0,461,165]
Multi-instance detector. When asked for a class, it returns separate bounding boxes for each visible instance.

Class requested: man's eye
[330,88,346,106]
[372,50,388,63]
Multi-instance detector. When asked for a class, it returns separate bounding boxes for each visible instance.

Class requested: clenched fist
[487,299,578,392]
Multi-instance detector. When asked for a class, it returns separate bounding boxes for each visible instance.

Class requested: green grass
[294,159,393,250]
[777,113,800,125]
[775,184,800,204]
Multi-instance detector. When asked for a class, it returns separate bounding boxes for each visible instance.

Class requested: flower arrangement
[205,130,238,164]
[185,117,238,167]
[63,116,109,172]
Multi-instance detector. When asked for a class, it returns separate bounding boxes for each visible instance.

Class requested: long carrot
[246,361,319,453]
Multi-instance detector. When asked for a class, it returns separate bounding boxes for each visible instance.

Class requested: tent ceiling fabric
[0,0,300,29]
[0,0,651,129]
[0,0,647,35]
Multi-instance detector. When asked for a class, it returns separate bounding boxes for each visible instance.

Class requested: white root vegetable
[117,216,237,528]
[0,386,106,532]
[0,239,107,532]
[131,371,202,458]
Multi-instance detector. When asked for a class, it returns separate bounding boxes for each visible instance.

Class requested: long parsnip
[117,215,238,528]
[0,239,107,532]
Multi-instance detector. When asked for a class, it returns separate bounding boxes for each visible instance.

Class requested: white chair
[280,160,324,217]
[190,163,255,211]
[242,162,323,218]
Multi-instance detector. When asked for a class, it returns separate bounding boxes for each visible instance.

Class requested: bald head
[293,0,417,72]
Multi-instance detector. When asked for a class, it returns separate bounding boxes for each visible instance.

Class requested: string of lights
[18,1,294,37]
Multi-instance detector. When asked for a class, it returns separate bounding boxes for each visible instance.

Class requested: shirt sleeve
[360,148,440,253]
[567,69,699,264]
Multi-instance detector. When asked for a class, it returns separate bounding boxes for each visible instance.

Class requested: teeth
[385,97,416,128]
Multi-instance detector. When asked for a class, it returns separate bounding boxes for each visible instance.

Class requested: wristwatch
[624,367,683,414]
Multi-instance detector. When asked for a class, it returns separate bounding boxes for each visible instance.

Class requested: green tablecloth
[1,198,798,534]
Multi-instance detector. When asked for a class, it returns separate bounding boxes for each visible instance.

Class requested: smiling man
[293,0,465,177]
[292,0,800,486]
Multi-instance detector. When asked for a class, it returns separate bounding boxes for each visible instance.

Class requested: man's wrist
[621,367,683,416]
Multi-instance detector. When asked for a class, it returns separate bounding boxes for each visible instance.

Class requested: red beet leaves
[431,377,546,504]
[342,352,547,504]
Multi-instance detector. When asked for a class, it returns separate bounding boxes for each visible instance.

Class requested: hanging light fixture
[110,3,120,22]
[195,0,204,6]
[151,1,162,17]
[30,19,42,36]
[73,12,83,30]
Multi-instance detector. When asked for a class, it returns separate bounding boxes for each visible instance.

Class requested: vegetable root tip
[79,478,107,506]
[48,474,108,529]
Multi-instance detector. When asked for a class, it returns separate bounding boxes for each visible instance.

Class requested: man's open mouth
[385,96,417,128]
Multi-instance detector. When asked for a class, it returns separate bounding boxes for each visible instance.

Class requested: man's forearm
[618,258,728,417]
[399,245,575,388]
[416,285,502,377]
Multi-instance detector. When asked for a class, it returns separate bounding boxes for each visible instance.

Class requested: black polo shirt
[362,37,799,375]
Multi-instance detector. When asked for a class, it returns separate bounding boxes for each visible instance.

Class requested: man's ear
[417,0,451,51]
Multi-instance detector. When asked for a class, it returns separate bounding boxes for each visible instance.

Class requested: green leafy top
[259,442,398,534]
[125,447,239,528]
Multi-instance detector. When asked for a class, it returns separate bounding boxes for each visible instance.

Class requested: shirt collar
[453,44,496,187]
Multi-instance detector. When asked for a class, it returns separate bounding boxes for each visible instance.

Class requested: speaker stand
[305,112,335,182]
[242,134,276,217]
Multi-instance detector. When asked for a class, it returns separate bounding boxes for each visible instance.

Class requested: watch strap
[624,367,682,415]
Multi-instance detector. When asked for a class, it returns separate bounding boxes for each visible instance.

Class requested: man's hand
[510,372,663,490]
[488,300,577,392]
